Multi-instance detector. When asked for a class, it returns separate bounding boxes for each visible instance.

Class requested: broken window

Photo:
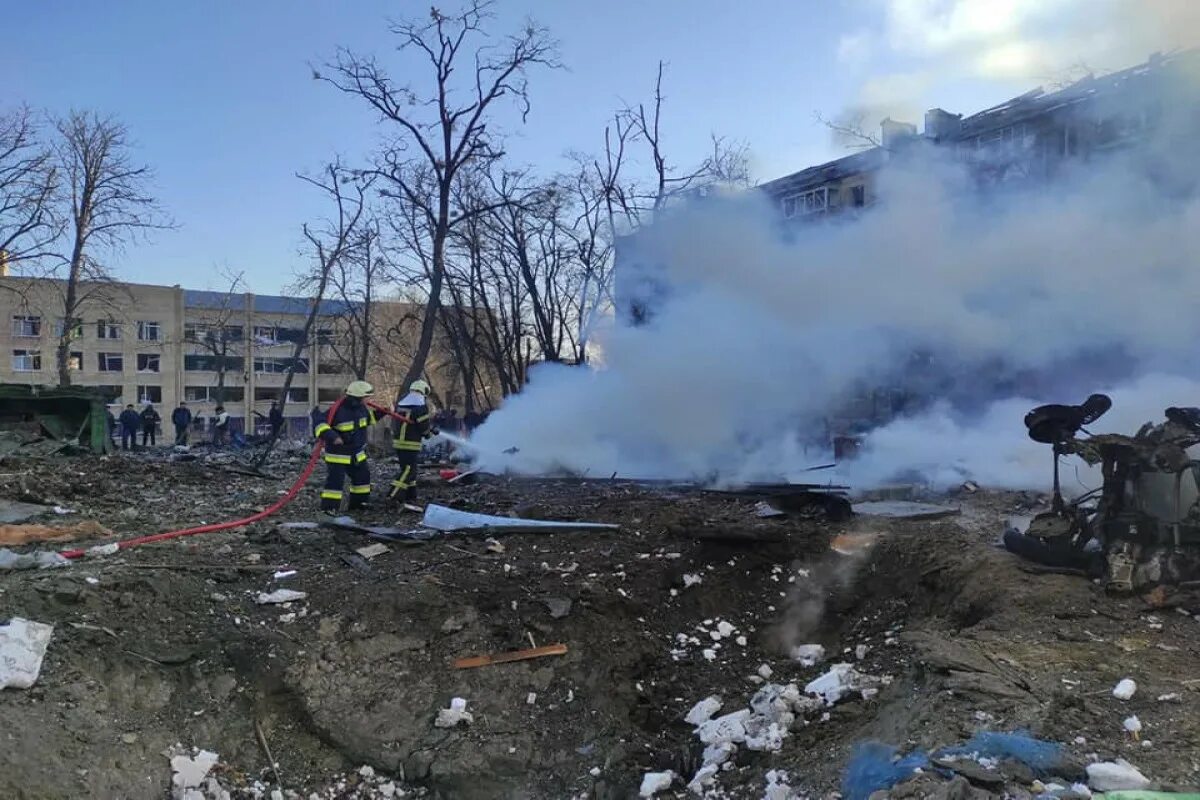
[12,315,41,337]
[11,349,41,371]
[137,321,161,341]
[184,354,245,372]
[851,185,866,207]
[68,352,83,371]
[97,352,124,372]
[137,385,162,404]
[97,320,121,340]
[317,360,349,375]
[317,387,341,403]
[253,325,277,344]
[184,385,210,402]
[137,353,161,373]
[315,328,335,345]
[254,357,308,374]
[183,323,205,342]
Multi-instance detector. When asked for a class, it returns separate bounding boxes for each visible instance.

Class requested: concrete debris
[638,770,675,797]
[757,663,774,679]
[1124,715,1143,737]
[682,573,703,588]
[0,617,54,689]
[434,697,473,728]
[86,542,120,557]
[755,502,786,518]
[1113,678,1138,700]
[168,748,220,797]
[764,769,796,800]
[855,644,870,660]
[256,589,308,605]
[272,570,297,580]
[1158,693,1181,702]
[684,696,723,725]
[1086,759,1151,791]
[804,663,887,706]
[543,596,573,618]
[790,643,826,666]
[715,620,737,639]
[0,547,69,570]
[0,499,52,524]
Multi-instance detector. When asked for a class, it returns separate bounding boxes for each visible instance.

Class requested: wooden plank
[453,643,568,669]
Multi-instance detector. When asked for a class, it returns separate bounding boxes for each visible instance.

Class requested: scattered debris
[272,569,297,580]
[805,663,887,706]
[638,770,675,797]
[682,573,703,588]
[684,696,723,725]
[1114,678,1138,700]
[168,747,220,797]
[543,596,573,619]
[434,697,472,728]
[0,547,69,570]
[764,769,796,800]
[452,643,568,669]
[0,617,54,689]
[755,501,786,518]
[421,504,619,534]
[255,589,307,605]
[1087,759,1152,791]
[1124,714,1143,738]
[354,544,391,561]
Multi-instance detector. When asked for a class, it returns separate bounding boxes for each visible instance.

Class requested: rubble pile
[1,459,1200,798]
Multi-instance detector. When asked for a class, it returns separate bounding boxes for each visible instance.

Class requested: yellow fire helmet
[345,380,374,398]
[409,379,431,395]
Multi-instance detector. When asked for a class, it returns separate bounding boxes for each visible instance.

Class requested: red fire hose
[59,397,412,560]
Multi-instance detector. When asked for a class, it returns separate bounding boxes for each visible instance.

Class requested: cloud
[837,30,875,66]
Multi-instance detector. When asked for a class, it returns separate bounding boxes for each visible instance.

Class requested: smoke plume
[471,62,1200,491]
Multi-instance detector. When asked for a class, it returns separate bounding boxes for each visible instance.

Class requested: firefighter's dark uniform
[314,398,379,512]
[390,392,432,503]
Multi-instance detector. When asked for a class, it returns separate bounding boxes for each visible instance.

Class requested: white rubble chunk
[765,769,796,800]
[687,764,719,795]
[684,696,723,726]
[434,697,473,728]
[696,709,751,745]
[255,589,307,605]
[0,617,54,690]
[702,742,736,767]
[804,663,881,705]
[715,620,736,639]
[1113,678,1138,700]
[701,648,717,661]
[1124,715,1142,735]
[790,643,826,666]
[639,770,675,797]
[683,573,703,588]
[1157,693,1181,702]
[1087,760,1151,791]
[757,663,773,679]
[855,644,870,660]
[170,749,220,791]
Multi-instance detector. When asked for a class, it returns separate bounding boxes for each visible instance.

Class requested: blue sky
[6,0,1181,294]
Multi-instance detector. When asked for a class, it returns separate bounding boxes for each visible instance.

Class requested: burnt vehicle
[1005,394,1200,593]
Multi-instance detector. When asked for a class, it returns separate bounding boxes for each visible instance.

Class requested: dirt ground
[2,451,1200,799]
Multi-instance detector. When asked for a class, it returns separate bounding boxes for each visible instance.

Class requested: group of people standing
[109,401,233,450]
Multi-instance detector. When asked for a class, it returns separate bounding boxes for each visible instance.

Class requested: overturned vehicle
[1005,394,1200,593]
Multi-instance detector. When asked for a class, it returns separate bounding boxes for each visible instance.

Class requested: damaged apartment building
[0,274,465,440]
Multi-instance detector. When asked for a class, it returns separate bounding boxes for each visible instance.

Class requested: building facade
[0,275,390,438]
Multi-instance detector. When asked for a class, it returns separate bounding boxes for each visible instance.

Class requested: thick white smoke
[470,72,1200,490]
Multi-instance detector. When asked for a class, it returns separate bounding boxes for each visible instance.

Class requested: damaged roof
[758,147,886,198]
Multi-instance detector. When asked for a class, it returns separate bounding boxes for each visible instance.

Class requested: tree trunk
[400,221,448,394]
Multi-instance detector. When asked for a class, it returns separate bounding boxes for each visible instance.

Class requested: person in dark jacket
[314,381,386,513]
[171,402,192,445]
[119,405,142,450]
[309,406,325,442]
[140,404,161,447]
[268,401,284,438]
[391,379,436,509]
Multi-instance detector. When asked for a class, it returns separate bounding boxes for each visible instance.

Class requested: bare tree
[626,61,750,216]
[49,111,170,386]
[317,0,558,396]
[183,268,246,407]
[325,219,386,380]
[0,106,57,270]
[252,162,373,467]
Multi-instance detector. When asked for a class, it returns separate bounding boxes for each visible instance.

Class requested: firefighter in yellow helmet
[390,379,436,510]
[313,380,385,513]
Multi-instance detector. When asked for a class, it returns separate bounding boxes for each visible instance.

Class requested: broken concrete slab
[0,548,70,570]
[852,501,961,520]
[421,504,619,534]
[355,543,391,561]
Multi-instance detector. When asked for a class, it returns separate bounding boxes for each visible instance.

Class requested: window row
[11,350,160,373]
[11,316,162,341]
[11,349,351,376]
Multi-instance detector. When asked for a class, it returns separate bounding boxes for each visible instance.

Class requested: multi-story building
[0,273,441,439]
